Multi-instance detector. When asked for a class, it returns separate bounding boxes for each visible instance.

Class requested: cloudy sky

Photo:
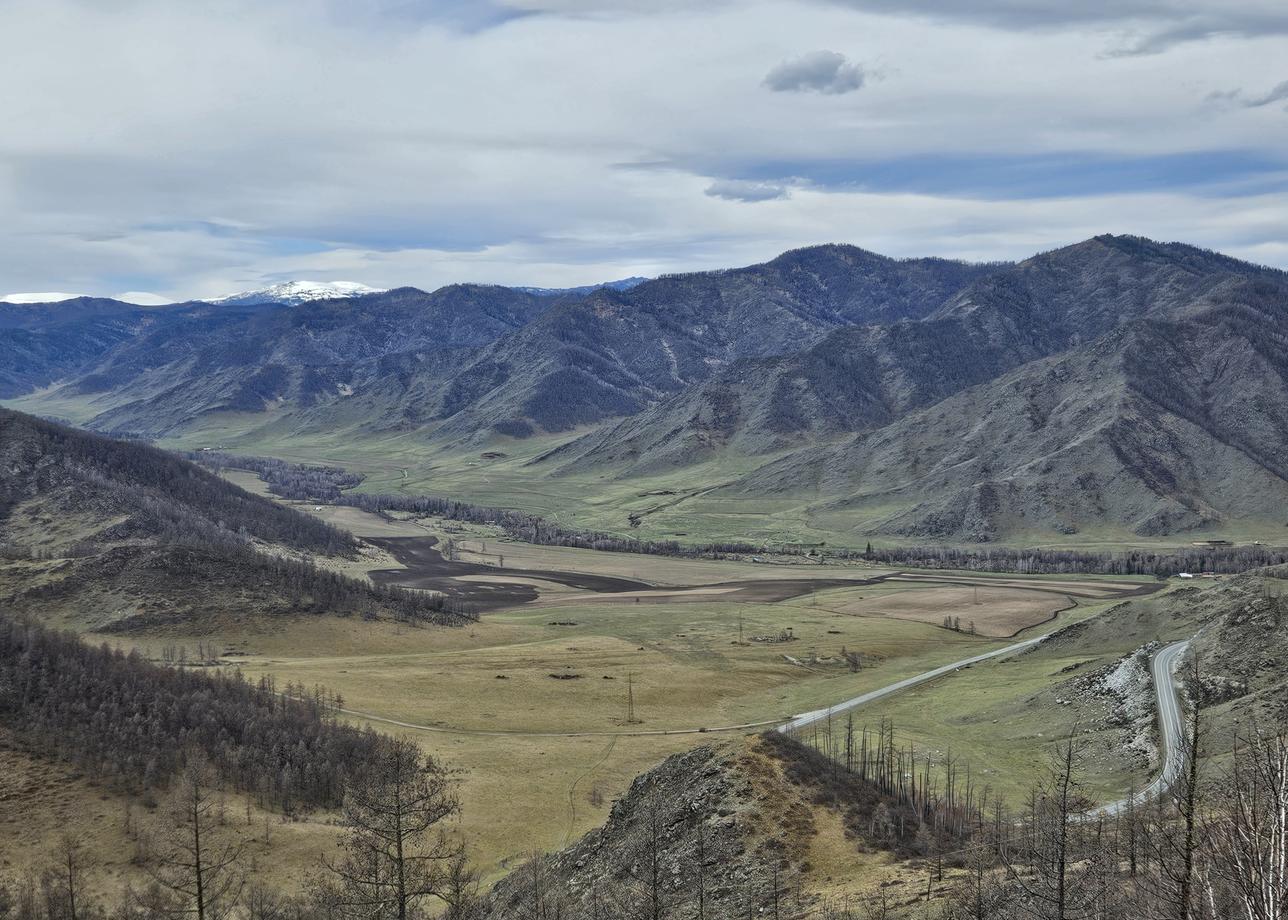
[2,0,1286,302]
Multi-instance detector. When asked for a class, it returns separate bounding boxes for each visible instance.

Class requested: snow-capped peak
[208,280,385,307]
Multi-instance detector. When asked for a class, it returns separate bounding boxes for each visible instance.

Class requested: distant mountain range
[5,235,1288,543]
[1,275,651,309]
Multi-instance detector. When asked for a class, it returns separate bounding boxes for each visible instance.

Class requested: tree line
[0,615,386,813]
[181,452,364,504]
[187,451,1288,578]
[6,537,475,627]
[853,543,1288,577]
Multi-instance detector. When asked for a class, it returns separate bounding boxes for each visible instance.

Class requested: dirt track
[367,536,652,608]
[367,534,1165,613]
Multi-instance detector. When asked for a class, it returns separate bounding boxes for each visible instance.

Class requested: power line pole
[626,672,639,724]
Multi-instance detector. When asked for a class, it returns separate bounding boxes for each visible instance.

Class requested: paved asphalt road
[1093,639,1191,816]
[777,633,1049,734]
[777,634,1194,819]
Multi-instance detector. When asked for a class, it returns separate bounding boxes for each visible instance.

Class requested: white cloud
[0,0,1284,298]
[115,291,174,305]
[0,292,84,304]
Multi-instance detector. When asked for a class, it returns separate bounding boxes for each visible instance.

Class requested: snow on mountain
[208,280,385,306]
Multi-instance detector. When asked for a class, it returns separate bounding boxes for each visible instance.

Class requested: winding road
[776,634,1194,817]
[1093,639,1191,816]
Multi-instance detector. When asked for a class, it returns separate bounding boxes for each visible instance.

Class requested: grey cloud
[1101,17,1270,56]
[817,2,1288,55]
[704,179,790,202]
[763,51,864,95]
[1205,79,1288,111]
[1244,80,1288,108]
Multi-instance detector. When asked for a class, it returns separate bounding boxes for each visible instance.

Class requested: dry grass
[0,730,344,901]
[14,494,1153,895]
[86,590,1056,884]
[818,585,1072,638]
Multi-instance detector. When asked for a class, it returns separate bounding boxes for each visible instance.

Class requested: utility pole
[626,672,639,724]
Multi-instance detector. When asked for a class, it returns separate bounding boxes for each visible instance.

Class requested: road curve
[777,634,1049,734]
[1092,639,1191,817]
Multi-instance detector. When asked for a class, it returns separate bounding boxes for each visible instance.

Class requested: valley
[73,484,1164,890]
[7,3,1288,913]
[5,235,1288,916]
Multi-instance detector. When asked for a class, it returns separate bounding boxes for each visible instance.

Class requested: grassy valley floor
[73,499,1166,892]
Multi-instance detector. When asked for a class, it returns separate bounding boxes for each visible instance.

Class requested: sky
[1,0,1286,302]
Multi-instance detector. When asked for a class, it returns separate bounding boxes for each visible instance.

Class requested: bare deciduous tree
[324,739,464,920]
[147,761,244,920]
[1203,729,1288,920]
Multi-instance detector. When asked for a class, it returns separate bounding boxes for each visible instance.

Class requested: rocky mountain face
[483,732,918,920]
[5,245,992,439]
[542,237,1285,473]
[721,274,1288,541]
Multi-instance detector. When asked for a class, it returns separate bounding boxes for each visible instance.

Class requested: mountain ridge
[6,235,1288,542]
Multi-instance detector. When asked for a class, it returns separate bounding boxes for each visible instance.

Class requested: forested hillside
[0,616,380,810]
[0,407,353,554]
[0,298,183,397]
[0,410,471,628]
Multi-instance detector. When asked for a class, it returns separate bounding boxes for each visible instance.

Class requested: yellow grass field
[815,584,1074,637]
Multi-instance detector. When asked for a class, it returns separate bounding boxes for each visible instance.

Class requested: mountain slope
[0,406,351,553]
[9,235,1288,543]
[484,733,929,918]
[398,245,997,439]
[542,236,1285,478]
[46,285,559,436]
[537,301,1043,475]
[0,409,463,629]
[19,244,992,442]
[726,278,1288,541]
[0,298,187,398]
